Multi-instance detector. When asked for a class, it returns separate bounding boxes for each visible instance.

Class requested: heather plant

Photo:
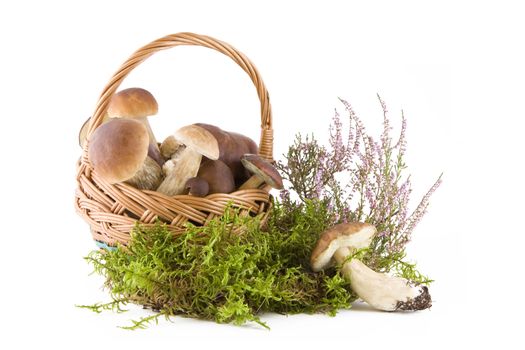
[277,95,442,272]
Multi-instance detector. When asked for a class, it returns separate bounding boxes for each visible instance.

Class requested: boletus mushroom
[156,125,220,196]
[185,159,236,197]
[239,154,283,190]
[311,222,432,311]
[107,88,158,143]
[193,123,259,186]
[78,87,160,152]
[78,116,92,148]
[160,135,183,161]
[184,177,209,197]
[106,87,163,166]
[87,118,162,190]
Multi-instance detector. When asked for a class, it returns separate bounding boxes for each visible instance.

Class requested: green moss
[81,201,365,329]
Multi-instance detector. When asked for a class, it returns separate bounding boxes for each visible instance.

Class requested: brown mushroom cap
[198,159,235,194]
[194,123,258,184]
[174,125,220,160]
[88,119,149,183]
[241,154,284,189]
[185,177,210,197]
[107,88,158,119]
[310,222,377,272]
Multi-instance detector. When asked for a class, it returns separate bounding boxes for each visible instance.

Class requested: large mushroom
[193,123,259,186]
[156,125,220,196]
[239,154,283,190]
[311,222,432,311]
[88,118,162,190]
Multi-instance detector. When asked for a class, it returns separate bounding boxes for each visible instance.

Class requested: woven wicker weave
[75,33,274,247]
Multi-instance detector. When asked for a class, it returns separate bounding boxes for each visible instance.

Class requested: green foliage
[83,201,361,329]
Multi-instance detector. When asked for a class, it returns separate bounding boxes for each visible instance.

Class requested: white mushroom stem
[136,117,158,146]
[126,156,163,190]
[156,148,202,196]
[332,247,431,311]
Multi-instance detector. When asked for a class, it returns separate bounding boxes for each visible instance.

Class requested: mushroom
[88,118,162,190]
[185,177,209,197]
[147,142,165,167]
[160,135,183,160]
[239,154,283,190]
[311,222,432,311]
[78,116,91,148]
[156,125,220,196]
[107,88,159,143]
[80,88,162,158]
[185,159,236,197]
[194,123,258,186]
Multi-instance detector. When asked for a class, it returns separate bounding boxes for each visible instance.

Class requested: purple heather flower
[330,109,345,162]
[378,94,393,150]
[395,111,408,156]
[280,97,442,262]
[312,152,326,199]
[279,188,291,204]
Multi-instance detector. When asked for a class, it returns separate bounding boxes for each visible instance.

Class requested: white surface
[0,0,522,348]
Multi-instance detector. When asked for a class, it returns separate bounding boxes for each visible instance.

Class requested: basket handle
[85,32,273,161]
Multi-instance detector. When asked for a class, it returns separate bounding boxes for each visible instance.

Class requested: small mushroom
[88,119,162,190]
[311,222,432,311]
[78,116,91,148]
[185,177,209,197]
[160,135,183,160]
[185,159,236,197]
[239,154,283,190]
[156,125,220,196]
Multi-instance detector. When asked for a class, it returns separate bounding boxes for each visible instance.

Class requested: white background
[0,0,523,348]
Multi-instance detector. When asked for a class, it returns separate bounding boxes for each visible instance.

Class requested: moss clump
[81,201,363,329]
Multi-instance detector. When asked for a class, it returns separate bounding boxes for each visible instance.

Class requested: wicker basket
[75,32,274,247]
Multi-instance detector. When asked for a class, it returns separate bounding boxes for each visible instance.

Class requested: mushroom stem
[238,175,264,190]
[336,251,431,311]
[125,156,163,190]
[239,154,283,190]
[137,116,158,146]
[333,246,352,265]
[156,148,202,196]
